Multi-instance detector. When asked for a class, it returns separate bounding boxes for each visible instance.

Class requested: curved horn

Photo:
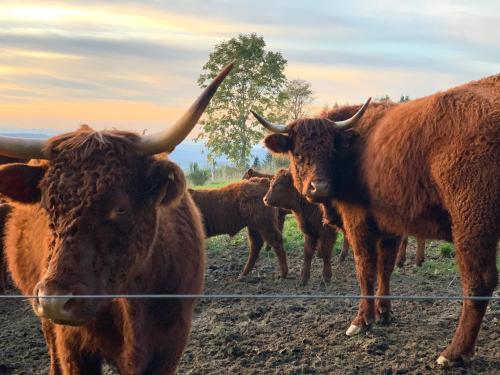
[139,62,234,155]
[330,97,372,128]
[250,110,289,134]
[0,136,48,160]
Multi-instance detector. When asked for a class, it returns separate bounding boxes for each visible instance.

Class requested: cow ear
[336,129,359,152]
[0,163,47,203]
[143,160,186,207]
[264,134,292,153]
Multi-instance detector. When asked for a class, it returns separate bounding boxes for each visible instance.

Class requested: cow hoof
[345,324,363,336]
[437,354,471,367]
[376,310,392,325]
[237,274,247,281]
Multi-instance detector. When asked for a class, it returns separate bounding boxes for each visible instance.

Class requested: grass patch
[437,242,454,258]
[190,179,237,189]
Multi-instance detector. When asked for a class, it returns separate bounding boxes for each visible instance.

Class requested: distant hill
[170,141,268,170]
[0,132,52,139]
[0,130,268,170]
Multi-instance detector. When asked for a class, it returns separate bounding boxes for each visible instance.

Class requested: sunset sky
[0,0,498,136]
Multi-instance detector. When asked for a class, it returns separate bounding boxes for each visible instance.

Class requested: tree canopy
[197,33,288,169]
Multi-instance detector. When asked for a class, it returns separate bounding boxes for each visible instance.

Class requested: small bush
[187,162,210,186]
[437,242,454,258]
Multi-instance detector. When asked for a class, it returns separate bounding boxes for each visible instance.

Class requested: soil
[0,239,498,374]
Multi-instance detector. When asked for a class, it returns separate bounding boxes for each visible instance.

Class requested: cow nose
[307,181,329,198]
[34,282,75,323]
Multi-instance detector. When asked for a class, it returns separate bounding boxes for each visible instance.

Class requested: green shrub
[437,242,454,258]
[187,162,210,186]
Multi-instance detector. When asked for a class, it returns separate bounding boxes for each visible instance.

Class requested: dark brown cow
[252,74,499,365]
[189,177,288,278]
[0,64,232,374]
[263,169,337,285]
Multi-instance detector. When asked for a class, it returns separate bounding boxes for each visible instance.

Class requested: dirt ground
[0,239,498,374]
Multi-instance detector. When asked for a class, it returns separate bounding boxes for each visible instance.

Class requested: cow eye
[113,206,127,216]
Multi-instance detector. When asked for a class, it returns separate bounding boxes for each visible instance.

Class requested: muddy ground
[0,238,498,374]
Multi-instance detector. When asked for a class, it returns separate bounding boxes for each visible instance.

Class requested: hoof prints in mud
[0,240,499,374]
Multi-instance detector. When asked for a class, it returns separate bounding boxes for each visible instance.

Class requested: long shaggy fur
[265,74,500,363]
[2,126,205,374]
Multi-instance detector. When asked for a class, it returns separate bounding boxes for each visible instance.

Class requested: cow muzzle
[33,282,89,326]
[305,180,330,201]
[263,195,274,207]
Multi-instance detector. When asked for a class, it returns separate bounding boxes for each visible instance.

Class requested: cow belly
[375,205,452,241]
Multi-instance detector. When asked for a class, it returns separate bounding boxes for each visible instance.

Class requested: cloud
[0,0,498,133]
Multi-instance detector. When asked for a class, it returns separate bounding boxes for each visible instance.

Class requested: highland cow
[252,74,500,365]
[189,177,288,278]
[0,64,232,374]
[263,169,338,285]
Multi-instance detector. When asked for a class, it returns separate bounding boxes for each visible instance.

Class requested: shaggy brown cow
[0,64,232,374]
[263,169,337,285]
[189,177,288,278]
[395,237,426,267]
[252,74,499,365]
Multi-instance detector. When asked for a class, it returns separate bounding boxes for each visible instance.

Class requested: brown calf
[253,74,499,365]
[242,168,291,242]
[264,169,337,285]
[189,177,288,278]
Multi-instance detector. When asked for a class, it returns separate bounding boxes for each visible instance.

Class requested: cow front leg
[338,233,350,262]
[395,236,408,268]
[300,236,317,285]
[145,300,195,375]
[317,228,335,284]
[343,221,378,336]
[261,229,288,278]
[41,320,62,375]
[240,228,264,278]
[375,236,400,324]
[54,327,101,375]
[415,237,425,266]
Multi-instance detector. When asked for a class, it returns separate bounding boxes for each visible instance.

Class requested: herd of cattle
[0,63,497,374]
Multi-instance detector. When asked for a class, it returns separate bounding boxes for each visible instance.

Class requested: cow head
[242,168,256,179]
[251,98,371,203]
[263,169,295,210]
[0,64,233,326]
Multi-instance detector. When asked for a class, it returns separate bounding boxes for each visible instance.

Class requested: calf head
[251,98,371,203]
[263,169,295,209]
[242,168,256,179]
[0,63,233,325]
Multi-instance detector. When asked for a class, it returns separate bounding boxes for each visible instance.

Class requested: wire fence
[0,294,499,301]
